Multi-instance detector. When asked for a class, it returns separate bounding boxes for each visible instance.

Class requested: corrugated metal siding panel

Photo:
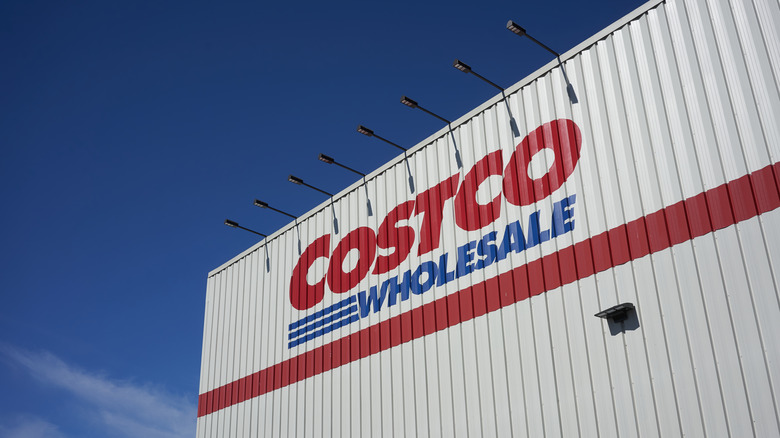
[197,0,780,435]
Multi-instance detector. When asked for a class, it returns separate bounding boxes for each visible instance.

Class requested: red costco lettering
[289,234,331,311]
[503,119,582,206]
[415,174,460,256]
[373,200,416,275]
[327,227,377,293]
[454,150,504,231]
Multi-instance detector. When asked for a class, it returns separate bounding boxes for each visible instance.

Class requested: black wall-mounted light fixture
[253,199,297,219]
[400,95,418,108]
[506,20,527,36]
[356,125,407,152]
[453,59,504,91]
[506,20,560,57]
[224,219,267,238]
[595,302,635,323]
[318,153,366,177]
[400,95,451,124]
[507,20,579,104]
[288,175,334,197]
[356,125,374,136]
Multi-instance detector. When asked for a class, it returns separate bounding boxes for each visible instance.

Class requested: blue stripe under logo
[287,295,360,349]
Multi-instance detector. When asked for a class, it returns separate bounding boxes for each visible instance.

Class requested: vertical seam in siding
[576,47,623,437]
[595,36,644,437]
[684,1,763,436]
[713,0,780,431]
[668,1,741,433]
[644,6,709,435]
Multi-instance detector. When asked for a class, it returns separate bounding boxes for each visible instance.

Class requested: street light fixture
[288,174,334,197]
[400,96,418,108]
[356,125,407,151]
[318,153,366,177]
[356,125,373,136]
[224,219,267,238]
[253,199,297,219]
[452,59,504,91]
[506,20,560,57]
[507,19,579,104]
[506,20,527,37]
[400,95,451,124]
[317,153,334,164]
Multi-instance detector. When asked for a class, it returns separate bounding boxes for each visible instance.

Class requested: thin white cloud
[0,415,66,438]
[1,345,196,438]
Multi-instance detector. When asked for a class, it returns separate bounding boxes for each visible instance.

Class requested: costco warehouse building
[197,0,780,435]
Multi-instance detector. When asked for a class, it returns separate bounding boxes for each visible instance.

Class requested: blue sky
[0,1,646,436]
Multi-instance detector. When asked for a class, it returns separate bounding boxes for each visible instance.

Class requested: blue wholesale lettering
[356,194,577,317]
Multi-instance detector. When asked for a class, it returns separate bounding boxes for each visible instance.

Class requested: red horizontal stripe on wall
[198,162,780,418]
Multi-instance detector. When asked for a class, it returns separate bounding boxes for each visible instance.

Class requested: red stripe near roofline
[198,162,780,418]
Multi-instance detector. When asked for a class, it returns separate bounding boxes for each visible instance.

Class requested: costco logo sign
[286,119,582,348]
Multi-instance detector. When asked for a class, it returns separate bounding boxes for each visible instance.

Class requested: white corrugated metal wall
[197,0,780,435]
